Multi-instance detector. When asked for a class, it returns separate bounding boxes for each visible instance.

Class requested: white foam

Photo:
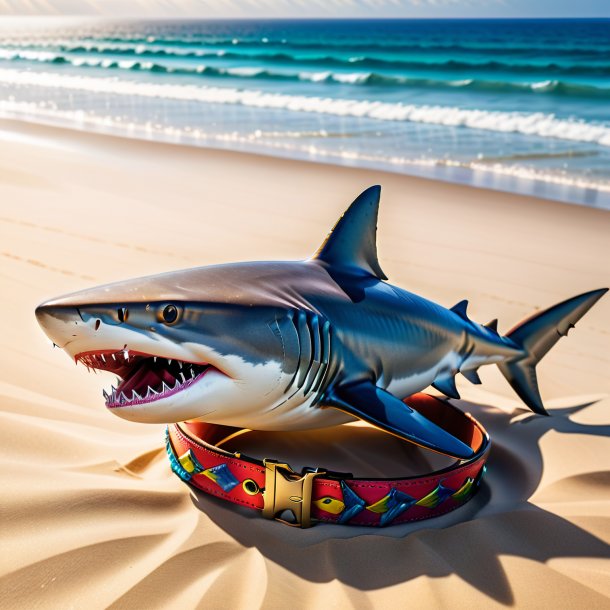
[0,69,609,147]
[225,66,265,77]
[1,99,608,195]
[0,49,59,62]
[298,71,331,82]
[332,72,371,84]
[117,60,139,70]
[531,79,556,91]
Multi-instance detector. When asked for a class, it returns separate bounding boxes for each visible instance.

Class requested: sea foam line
[1,69,609,147]
[1,100,608,196]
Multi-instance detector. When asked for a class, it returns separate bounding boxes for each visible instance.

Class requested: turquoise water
[1,19,609,208]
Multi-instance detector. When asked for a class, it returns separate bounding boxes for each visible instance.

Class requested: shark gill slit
[301,314,323,396]
[310,320,331,399]
[296,311,315,389]
[271,310,313,411]
[272,310,333,412]
[283,310,301,393]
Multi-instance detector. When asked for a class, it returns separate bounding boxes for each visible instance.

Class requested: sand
[1,119,609,609]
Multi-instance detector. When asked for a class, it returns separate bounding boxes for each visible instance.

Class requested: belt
[165,393,490,527]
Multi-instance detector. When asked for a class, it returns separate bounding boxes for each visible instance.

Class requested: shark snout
[35,300,85,348]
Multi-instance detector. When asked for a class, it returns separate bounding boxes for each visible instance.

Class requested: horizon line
[1,16,609,20]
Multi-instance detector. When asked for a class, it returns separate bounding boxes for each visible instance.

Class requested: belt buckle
[262,459,325,528]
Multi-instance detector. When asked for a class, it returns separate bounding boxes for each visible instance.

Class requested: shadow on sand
[188,398,610,604]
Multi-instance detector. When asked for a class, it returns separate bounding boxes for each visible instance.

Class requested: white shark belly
[385,350,463,398]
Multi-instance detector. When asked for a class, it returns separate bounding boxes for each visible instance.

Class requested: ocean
[1,18,609,208]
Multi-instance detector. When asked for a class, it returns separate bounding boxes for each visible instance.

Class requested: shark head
[35,262,296,425]
[35,185,386,429]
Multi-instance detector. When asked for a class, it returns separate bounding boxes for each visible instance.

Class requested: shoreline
[1,110,609,211]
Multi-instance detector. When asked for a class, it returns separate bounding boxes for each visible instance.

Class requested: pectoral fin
[323,381,473,459]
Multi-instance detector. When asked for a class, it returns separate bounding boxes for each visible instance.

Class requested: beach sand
[1,119,609,609]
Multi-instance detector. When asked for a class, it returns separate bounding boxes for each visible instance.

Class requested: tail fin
[498,288,608,415]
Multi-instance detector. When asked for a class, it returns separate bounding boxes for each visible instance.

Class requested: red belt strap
[165,393,490,527]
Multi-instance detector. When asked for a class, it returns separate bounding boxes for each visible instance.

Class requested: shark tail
[497,288,608,415]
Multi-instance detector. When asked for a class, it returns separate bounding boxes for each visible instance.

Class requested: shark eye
[161,304,179,324]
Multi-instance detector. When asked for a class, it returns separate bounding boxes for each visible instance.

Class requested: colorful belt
[165,393,490,527]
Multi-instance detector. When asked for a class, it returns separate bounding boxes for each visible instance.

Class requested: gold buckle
[262,460,324,528]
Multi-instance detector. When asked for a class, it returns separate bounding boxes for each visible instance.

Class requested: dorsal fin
[485,318,499,332]
[313,185,387,280]
[450,300,469,320]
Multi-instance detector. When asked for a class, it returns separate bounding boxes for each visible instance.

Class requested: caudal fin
[498,288,608,415]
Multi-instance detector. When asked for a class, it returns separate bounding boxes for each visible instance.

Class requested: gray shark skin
[35,186,607,460]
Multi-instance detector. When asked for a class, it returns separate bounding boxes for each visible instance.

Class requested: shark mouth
[75,349,216,408]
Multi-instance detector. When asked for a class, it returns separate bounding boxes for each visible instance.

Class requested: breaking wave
[2,44,609,76]
[0,51,608,99]
[1,69,609,147]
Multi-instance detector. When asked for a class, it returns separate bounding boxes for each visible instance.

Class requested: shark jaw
[75,349,223,410]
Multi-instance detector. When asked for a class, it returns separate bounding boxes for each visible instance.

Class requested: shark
[35,186,607,460]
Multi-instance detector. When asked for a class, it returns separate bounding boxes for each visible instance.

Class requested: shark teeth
[79,349,137,370]
[83,351,212,407]
[146,386,158,398]
[105,368,208,407]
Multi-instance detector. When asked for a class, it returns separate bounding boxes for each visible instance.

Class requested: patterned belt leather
[165,393,490,527]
